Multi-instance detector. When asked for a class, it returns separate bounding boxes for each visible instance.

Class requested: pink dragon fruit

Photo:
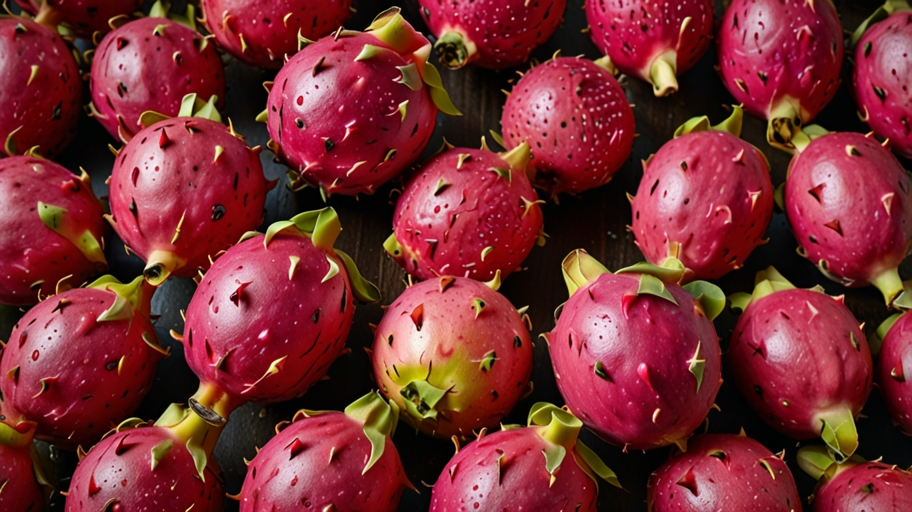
[784,130,912,305]
[872,311,912,435]
[264,7,461,197]
[178,208,379,414]
[646,433,802,512]
[717,0,843,150]
[630,106,774,282]
[0,274,168,450]
[384,142,544,282]
[0,420,46,510]
[107,95,271,286]
[371,275,533,439]
[238,392,411,511]
[429,403,620,511]
[500,56,635,196]
[852,1,912,159]
[586,0,713,96]
[548,251,724,450]
[15,0,141,37]
[0,155,107,306]
[728,267,872,460]
[798,445,912,511]
[0,17,81,159]
[418,0,567,69]
[89,9,226,141]
[200,0,353,69]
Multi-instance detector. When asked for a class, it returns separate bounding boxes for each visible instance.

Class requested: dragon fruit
[238,392,411,511]
[371,274,533,439]
[646,433,802,512]
[798,445,912,510]
[200,0,353,69]
[0,155,106,306]
[0,420,46,510]
[384,142,544,282]
[586,0,713,96]
[264,7,461,197]
[717,0,843,150]
[0,17,81,159]
[784,130,912,305]
[419,0,567,69]
[0,274,167,450]
[106,95,270,286]
[872,311,912,435]
[728,267,872,460]
[500,56,635,196]
[547,250,723,450]
[15,0,142,38]
[852,1,912,159]
[630,106,774,282]
[89,6,226,141]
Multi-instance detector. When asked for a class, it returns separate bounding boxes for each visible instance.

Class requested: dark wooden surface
[4,0,910,510]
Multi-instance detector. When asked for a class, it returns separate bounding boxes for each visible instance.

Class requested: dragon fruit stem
[797,445,860,480]
[343,391,400,475]
[649,52,679,97]
[871,267,905,306]
[434,31,473,69]
[143,250,186,287]
[32,2,64,31]
[0,420,37,449]
[852,1,912,45]
[535,407,582,448]
[815,406,859,460]
[189,381,238,423]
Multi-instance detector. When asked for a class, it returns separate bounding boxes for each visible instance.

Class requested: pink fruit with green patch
[798,445,912,511]
[0,421,45,511]
[15,0,142,37]
[872,311,912,435]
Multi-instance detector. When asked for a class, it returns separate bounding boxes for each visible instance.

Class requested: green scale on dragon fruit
[0,420,49,511]
[546,250,725,451]
[15,0,141,38]
[263,7,461,198]
[798,445,912,511]
[871,310,912,435]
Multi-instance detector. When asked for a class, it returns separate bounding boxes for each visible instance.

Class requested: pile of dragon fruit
[2,0,912,510]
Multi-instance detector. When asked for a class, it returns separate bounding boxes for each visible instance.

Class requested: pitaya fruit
[500,56,635,196]
[798,445,912,511]
[0,420,47,510]
[418,0,567,70]
[547,250,724,450]
[264,7,461,197]
[728,267,873,460]
[0,274,168,450]
[646,433,802,512]
[15,0,142,38]
[238,392,411,511]
[429,403,620,511]
[0,17,81,159]
[872,311,912,435]
[370,274,533,439]
[88,5,227,141]
[106,94,271,286]
[717,0,843,150]
[585,0,714,97]
[852,1,912,159]
[783,130,912,305]
[200,0,353,69]
[0,155,106,306]
[629,106,774,282]
[383,141,544,282]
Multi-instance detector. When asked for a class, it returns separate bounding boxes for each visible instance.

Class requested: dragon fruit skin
[874,311,912,435]
[385,144,543,282]
[500,56,635,196]
[784,131,912,305]
[419,0,567,70]
[15,0,142,37]
[371,276,533,439]
[0,421,44,511]
[630,107,774,282]
[646,434,802,512]
[200,0,353,69]
[0,156,107,307]
[89,17,227,141]
[265,8,460,197]
[548,251,724,450]
[586,0,713,97]
[798,446,912,511]
[0,17,81,159]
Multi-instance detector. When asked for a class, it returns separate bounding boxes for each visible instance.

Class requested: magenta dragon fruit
[0,155,106,306]
[784,130,912,305]
[872,311,912,435]
[0,420,47,510]
[371,275,533,439]
[15,0,141,37]
[0,17,81,159]
[728,267,872,460]
[630,106,774,282]
[419,0,567,69]
[0,275,167,450]
[547,250,724,451]
[430,403,619,511]
[717,0,843,149]
[238,392,411,511]
[798,445,912,511]
[500,56,635,196]
[200,0,353,69]
[264,7,460,197]
[646,433,802,512]
[586,0,713,96]
[107,95,270,286]
[384,142,543,282]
